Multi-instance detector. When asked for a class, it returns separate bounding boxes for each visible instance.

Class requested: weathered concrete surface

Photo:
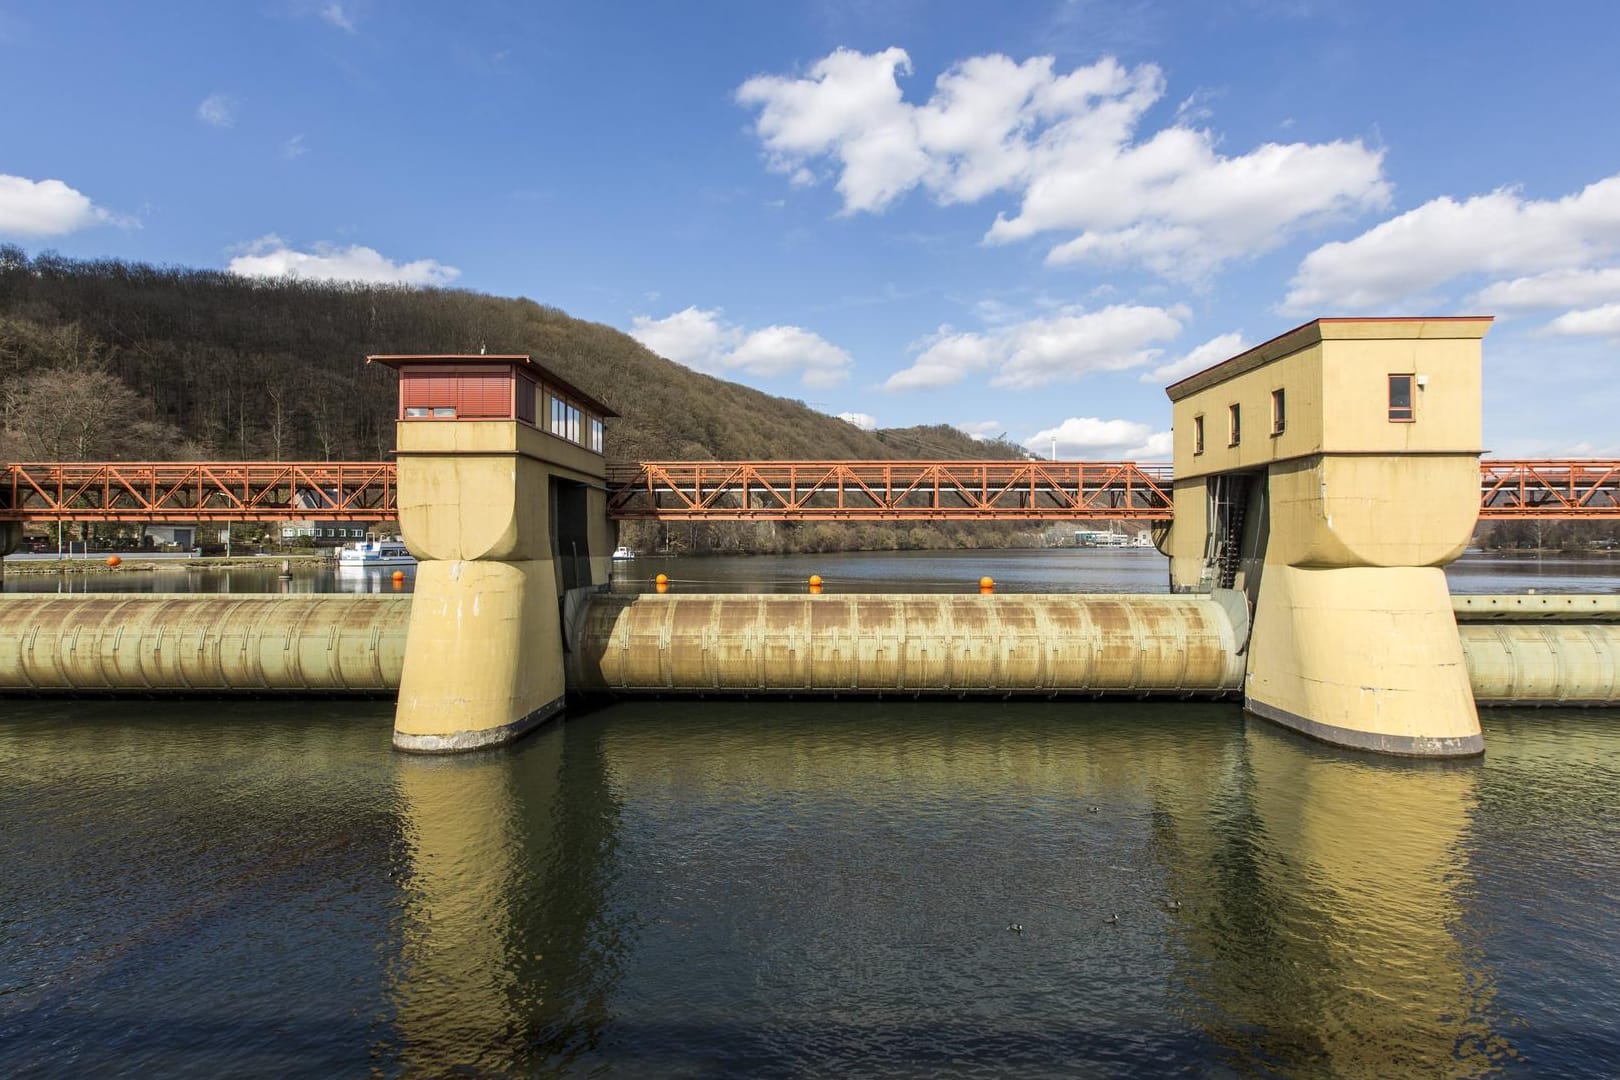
[0,594,409,692]
[389,416,608,753]
[567,592,1247,695]
[5,592,1616,709]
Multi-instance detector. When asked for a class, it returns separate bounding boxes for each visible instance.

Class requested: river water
[6,546,1620,596]
[2,551,1618,1077]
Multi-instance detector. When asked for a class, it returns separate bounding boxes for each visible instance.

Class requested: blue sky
[3,0,1619,459]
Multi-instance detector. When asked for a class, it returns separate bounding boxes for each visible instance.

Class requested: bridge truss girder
[605,460,1177,521]
[3,458,1619,523]
[1478,459,1620,518]
[0,462,396,523]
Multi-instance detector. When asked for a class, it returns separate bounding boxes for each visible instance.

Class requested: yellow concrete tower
[1162,318,1493,756]
[370,354,617,752]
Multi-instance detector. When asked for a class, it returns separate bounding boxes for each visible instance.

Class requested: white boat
[611,545,636,560]
[337,538,416,568]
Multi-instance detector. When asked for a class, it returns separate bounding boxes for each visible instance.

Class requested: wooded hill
[0,248,1042,552]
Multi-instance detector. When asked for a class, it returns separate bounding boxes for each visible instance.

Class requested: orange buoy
[979,576,994,592]
[808,574,822,588]
[392,570,406,583]
[105,555,121,568]
[655,573,669,586]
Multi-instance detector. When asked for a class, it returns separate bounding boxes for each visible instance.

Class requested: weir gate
[2,319,1618,757]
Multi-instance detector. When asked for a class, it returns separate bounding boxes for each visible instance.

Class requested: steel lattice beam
[4,458,1620,523]
[604,460,1177,521]
[1478,459,1620,518]
[0,462,396,523]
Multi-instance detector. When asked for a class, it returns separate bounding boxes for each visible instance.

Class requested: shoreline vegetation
[0,554,328,575]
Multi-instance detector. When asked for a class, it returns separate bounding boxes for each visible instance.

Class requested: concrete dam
[8,322,1620,756]
[3,591,1618,708]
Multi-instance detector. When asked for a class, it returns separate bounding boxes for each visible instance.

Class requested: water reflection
[1181,726,1511,1076]
[3,694,1619,1074]
[567,704,1531,1075]
[5,549,1614,597]
[1,563,416,594]
[386,720,625,1074]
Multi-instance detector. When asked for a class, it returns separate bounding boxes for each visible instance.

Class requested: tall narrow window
[1388,374,1414,421]
[1193,415,1205,455]
[1228,403,1241,446]
[1271,388,1286,435]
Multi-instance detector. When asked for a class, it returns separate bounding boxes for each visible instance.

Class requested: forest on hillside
[0,248,1062,553]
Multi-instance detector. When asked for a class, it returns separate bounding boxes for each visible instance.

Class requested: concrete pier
[1163,318,1495,756]
[370,354,617,753]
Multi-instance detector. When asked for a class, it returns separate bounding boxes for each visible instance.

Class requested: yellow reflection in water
[1198,725,1513,1077]
[389,735,559,1073]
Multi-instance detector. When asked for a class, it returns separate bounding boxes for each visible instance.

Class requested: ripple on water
[2,698,1619,1076]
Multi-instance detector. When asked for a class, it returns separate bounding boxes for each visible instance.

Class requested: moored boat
[337,538,416,568]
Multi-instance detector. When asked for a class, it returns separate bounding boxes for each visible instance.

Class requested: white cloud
[1022,417,1172,460]
[629,306,853,387]
[838,411,878,430]
[731,325,853,388]
[629,306,731,368]
[1544,303,1620,339]
[954,420,1004,441]
[0,175,114,236]
[226,235,460,285]
[1474,267,1620,313]
[283,134,308,159]
[1285,176,1620,313]
[1138,331,1249,384]
[319,3,356,31]
[884,303,1186,391]
[197,93,237,128]
[737,48,1388,280]
[885,327,999,390]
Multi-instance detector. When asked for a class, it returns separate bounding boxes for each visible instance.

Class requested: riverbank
[0,554,332,575]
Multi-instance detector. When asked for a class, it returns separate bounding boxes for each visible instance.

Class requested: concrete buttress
[1163,318,1493,757]
[371,354,617,753]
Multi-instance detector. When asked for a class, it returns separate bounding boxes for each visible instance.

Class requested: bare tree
[310,380,344,461]
[265,380,291,460]
[10,367,177,459]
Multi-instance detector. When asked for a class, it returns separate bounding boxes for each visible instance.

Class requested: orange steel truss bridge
[0,462,395,523]
[610,459,1620,520]
[2,458,1619,523]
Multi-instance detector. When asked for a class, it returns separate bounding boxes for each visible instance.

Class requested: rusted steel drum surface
[0,594,410,693]
[568,593,1247,695]
[1458,624,1620,705]
[6,592,1618,705]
